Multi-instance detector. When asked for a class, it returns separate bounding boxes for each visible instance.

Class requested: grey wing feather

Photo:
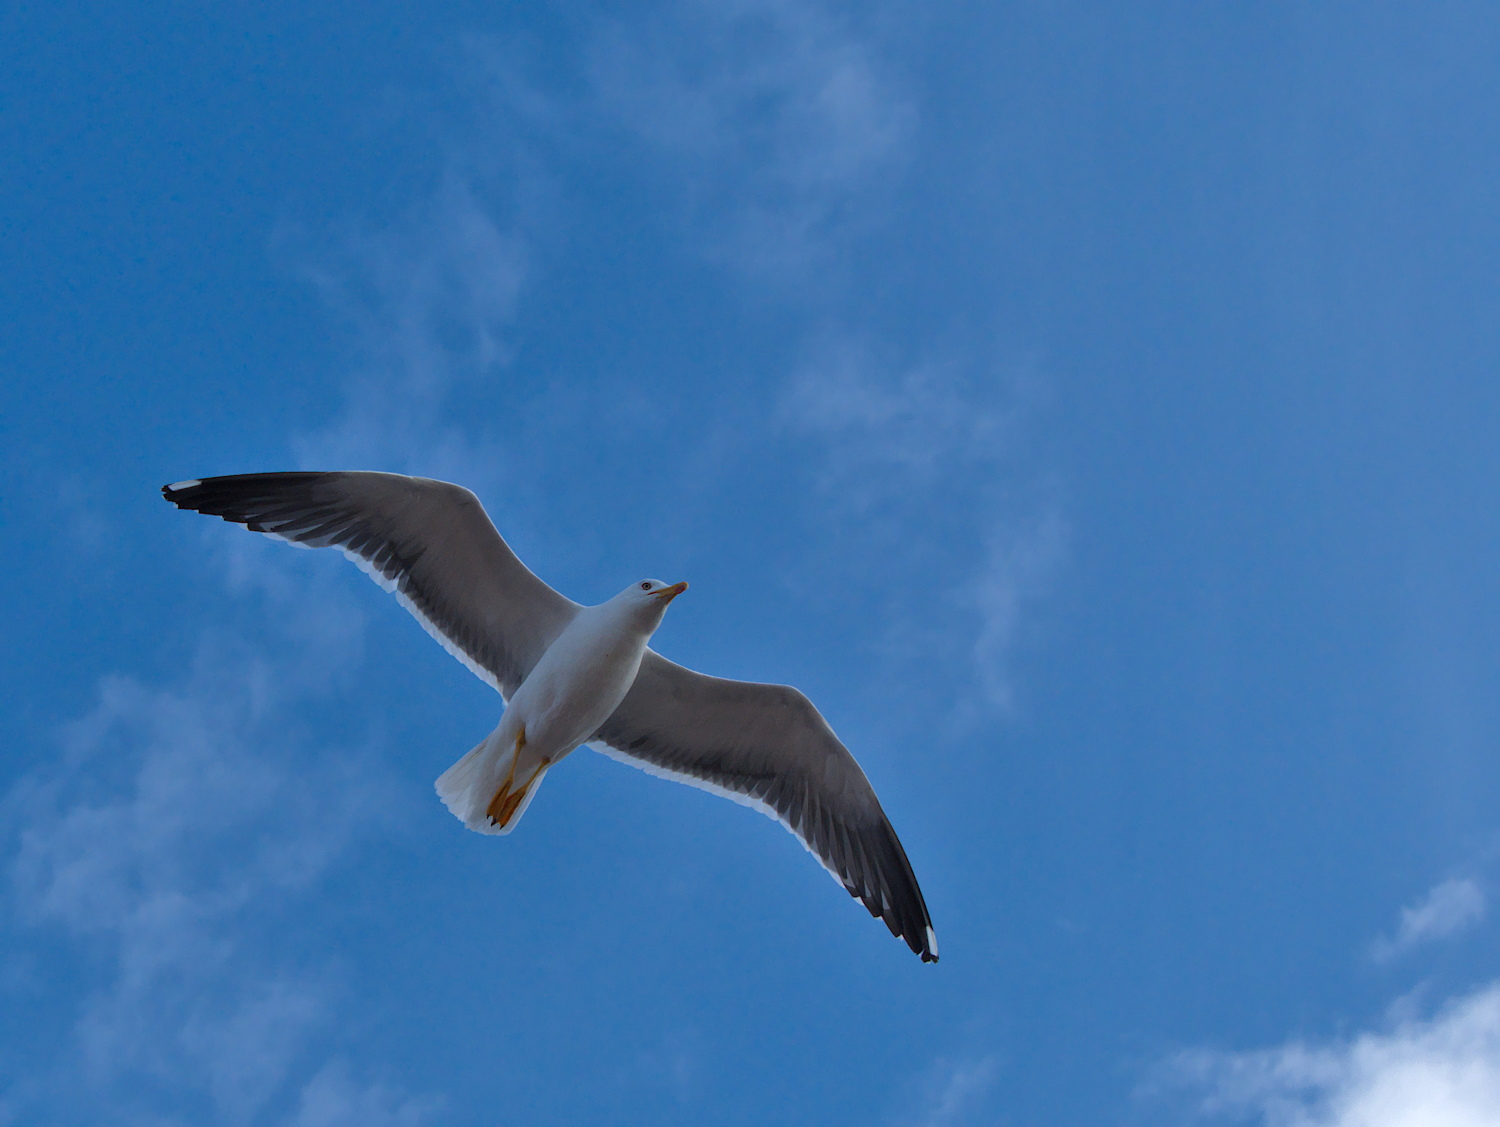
[162,472,578,697]
[592,651,938,962]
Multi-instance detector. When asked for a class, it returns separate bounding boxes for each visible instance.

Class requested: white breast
[504,602,651,761]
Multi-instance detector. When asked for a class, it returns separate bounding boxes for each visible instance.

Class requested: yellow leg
[486,727,526,827]
[486,731,551,829]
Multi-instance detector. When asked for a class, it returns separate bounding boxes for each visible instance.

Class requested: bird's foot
[484,750,550,830]
[486,781,529,828]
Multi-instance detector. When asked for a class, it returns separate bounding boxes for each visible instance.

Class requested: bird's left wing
[163,472,579,698]
[591,651,937,962]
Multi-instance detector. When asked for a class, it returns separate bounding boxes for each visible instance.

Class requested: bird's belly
[507,639,644,760]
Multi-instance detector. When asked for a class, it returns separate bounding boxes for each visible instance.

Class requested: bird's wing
[163,472,579,698]
[591,651,937,962]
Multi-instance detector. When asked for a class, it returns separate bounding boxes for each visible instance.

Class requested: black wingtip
[161,479,203,506]
[915,925,939,963]
[161,472,334,515]
[911,929,939,963]
[856,818,937,964]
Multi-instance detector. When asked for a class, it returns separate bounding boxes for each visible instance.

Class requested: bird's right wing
[591,651,937,962]
[163,472,579,698]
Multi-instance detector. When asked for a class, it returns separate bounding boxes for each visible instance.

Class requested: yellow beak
[655,580,689,602]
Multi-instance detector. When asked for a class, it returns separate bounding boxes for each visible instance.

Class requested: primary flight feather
[163,471,937,962]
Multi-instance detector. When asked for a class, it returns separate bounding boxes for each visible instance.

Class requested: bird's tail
[435,722,550,836]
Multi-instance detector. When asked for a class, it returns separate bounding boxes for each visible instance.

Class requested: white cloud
[1160,981,1500,1126]
[292,172,527,480]
[292,1062,441,1127]
[972,507,1068,711]
[3,614,432,1123]
[51,474,112,556]
[1372,878,1486,964]
[581,0,914,275]
[903,1055,997,1127]
[781,340,1020,494]
[783,338,1065,713]
[464,0,912,278]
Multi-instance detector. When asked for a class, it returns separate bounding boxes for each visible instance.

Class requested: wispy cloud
[3,628,432,1123]
[902,1055,997,1127]
[1158,980,1500,1126]
[1371,877,1486,965]
[781,342,1020,495]
[292,1062,441,1127]
[580,0,914,276]
[290,172,527,481]
[972,508,1067,711]
[783,337,1065,713]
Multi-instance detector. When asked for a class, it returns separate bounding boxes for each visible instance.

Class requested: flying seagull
[163,471,937,962]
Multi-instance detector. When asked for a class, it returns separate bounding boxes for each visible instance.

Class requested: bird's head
[633,578,689,604]
[617,578,689,625]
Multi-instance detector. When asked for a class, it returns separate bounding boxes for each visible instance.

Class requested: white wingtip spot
[166,479,201,491]
[926,926,938,958]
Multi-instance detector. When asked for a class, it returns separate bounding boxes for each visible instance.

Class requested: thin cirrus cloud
[3,640,433,1123]
[290,173,527,482]
[907,1055,998,1127]
[1157,980,1500,1126]
[579,0,915,277]
[1371,877,1486,965]
[782,337,1066,714]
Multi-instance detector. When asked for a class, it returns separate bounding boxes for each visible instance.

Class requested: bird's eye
[640,582,651,590]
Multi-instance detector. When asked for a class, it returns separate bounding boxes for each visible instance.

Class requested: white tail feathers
[435,725,550,836]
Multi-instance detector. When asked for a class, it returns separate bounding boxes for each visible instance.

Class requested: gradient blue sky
[6,3,1500,1124]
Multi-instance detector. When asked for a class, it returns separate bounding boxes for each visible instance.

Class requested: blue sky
[6,2,1500,1124]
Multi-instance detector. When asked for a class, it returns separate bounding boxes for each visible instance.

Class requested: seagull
[163,471,937,962]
